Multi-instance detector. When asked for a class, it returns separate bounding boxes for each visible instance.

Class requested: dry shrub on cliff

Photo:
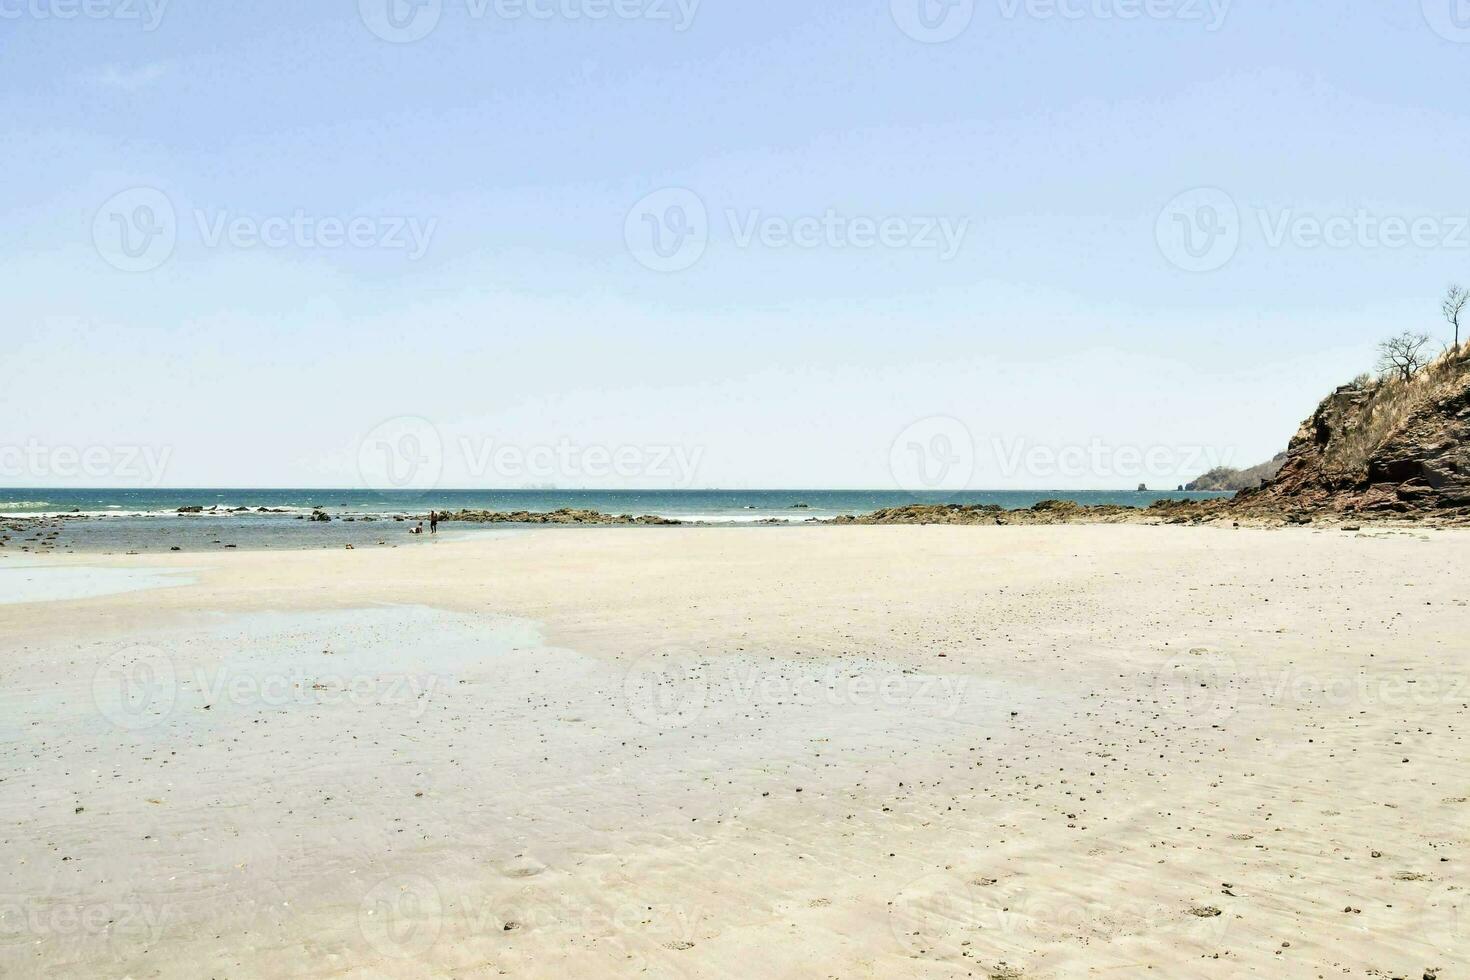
[1322,346,1470,480]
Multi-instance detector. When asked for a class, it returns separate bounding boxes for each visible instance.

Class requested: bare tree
[1377,331,1434,383]
[1443,284,1468,350]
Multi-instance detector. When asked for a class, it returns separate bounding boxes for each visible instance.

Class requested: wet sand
[0,525,1466,978]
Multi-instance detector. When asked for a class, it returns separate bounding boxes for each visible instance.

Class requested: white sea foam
[673,512,834,524]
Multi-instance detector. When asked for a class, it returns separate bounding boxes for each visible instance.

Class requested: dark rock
[435,509,681,526]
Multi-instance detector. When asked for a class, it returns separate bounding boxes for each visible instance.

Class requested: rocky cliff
[1239,350,1470,518]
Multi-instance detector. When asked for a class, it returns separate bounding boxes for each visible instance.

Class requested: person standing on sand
[429,511,438,535]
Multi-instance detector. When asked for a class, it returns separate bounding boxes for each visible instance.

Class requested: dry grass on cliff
[1322,346,1470,479]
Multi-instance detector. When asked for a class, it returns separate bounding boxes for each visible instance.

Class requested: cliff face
[1243,352,1470,517]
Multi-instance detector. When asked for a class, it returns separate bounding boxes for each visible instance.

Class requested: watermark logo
[890,416,976,493]
[623,647,710,730]
[890,872,979,959]
[0,0,168,29]
[1423,0,1470,43]
[891,0,975,43]
[93,187,177,273]
[91,644,178,731]
[358,416,445,493]
[359,0,443,42]
[92,187,437,271]
[625,187,709,273]
[1156,187,1240,273]
[359,875,444,958]
[1151,646,1239,724]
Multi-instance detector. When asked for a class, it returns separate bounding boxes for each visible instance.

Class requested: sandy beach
[1,524,1466,978]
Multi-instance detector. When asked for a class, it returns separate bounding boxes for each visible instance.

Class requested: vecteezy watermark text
[891,0,1229,43]
[0,0,167,29]
[359,874,705,963]
[990,436,1236,482]
[997,0,1229,30]
[458,438,704,485]
[91,644,445,731]
[1151,647,1470,729]
[887,417,1241,491]
[1255,209,1470,251]
[0,441,171,486]
[1157,187,1470,273]
[727,210,969,259]
[890,871,1231,963]
[624,648,971,731]
[93,187,437,272]
[0,897,170,944]
[625,188,970,273]
[194,210,436,259]
[357,417,706,492]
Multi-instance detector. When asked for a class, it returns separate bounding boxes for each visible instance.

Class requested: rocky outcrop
[435,509,682,526]
[826,498,1231,526]
[1239,350,1470,519]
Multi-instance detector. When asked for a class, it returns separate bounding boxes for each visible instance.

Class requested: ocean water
[0,488,1231,554]
[1,487,1227,522]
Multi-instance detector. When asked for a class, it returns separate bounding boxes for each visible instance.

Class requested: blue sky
[4,0,1470,489]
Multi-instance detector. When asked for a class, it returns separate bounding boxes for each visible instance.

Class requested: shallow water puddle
[0,560,193,604]
[0,605,1037,977]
